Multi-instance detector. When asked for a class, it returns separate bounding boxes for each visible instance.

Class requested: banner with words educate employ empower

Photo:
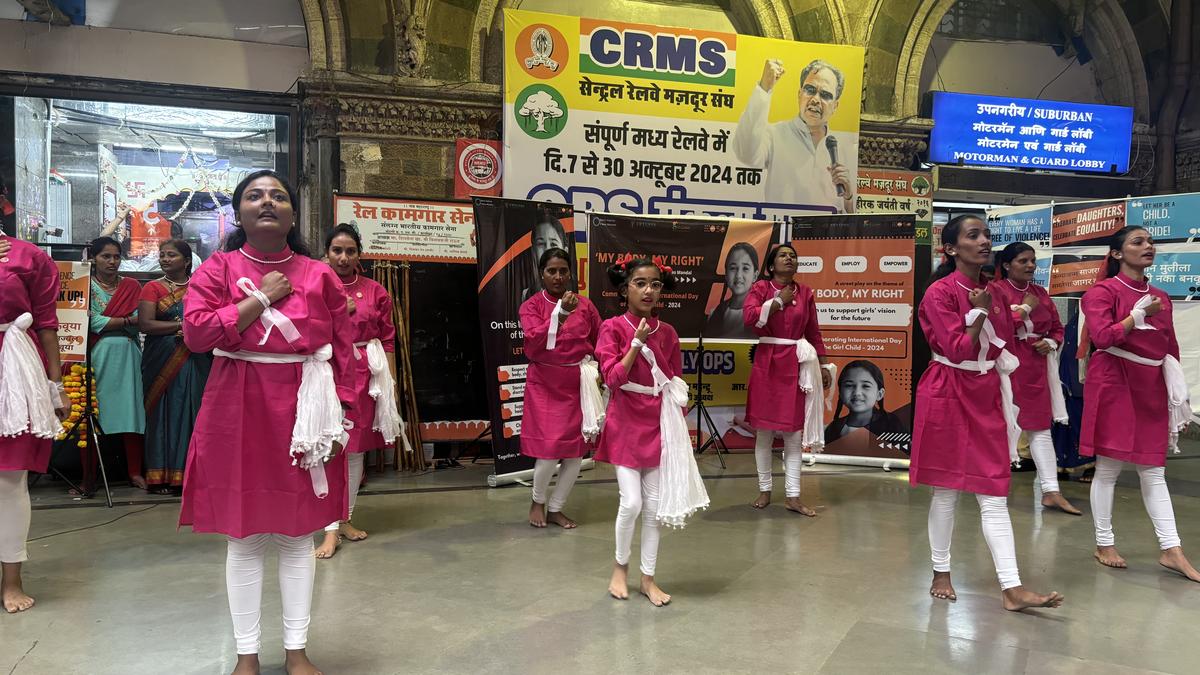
[503,9,864,218]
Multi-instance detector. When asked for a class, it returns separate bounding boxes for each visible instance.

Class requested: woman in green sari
[138,239,211,494]
[87,237,147,492]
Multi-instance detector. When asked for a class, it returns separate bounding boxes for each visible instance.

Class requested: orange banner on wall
[55,261,90,363]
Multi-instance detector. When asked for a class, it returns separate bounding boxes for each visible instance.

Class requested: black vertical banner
[472,197,577,476]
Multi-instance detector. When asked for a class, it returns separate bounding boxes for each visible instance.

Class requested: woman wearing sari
[87,237,146,492]
[138,239,211,494]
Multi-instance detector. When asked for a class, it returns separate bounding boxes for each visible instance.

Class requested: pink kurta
[0,236,59,473]
[519,292,602,459]
[1080,272,1178,467]
[743,280,826,432]
[180,244,355,538]
[594,313,682,469]
[342,275,395,454]
[993,279,1064,431]
[910,271,1015,496]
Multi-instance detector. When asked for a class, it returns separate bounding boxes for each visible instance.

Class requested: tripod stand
[44,362,113,507]
[689,334,727,468]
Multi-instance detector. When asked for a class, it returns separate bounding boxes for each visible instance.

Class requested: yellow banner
[503,9,865,217]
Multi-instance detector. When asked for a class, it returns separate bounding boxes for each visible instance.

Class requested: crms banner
[503,9,864,219]
[472,197,578,475]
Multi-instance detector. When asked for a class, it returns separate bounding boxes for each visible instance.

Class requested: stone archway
[875,0,1152,122]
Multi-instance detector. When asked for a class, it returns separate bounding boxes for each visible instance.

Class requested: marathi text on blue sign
[929,92,1133,174]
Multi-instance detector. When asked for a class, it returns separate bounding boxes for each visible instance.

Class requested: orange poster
[55,261,90,363]
[789,214,916,458]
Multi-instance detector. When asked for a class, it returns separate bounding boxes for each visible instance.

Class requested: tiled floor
[5,444,1200,674]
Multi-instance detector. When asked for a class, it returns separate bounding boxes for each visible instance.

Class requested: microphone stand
[689,332,727,468]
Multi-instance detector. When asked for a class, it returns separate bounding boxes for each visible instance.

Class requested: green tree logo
[515,85,568,139]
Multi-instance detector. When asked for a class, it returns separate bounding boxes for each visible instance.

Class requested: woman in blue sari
[138,239,211,495]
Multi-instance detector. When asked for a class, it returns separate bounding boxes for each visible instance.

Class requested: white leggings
[928,487,1022,590]
[614,465,661,576]
[531,458,582,513]
[1090,455,1181,550]
[226,533,316,655]
[1027,429,1060,493]
[0,471,31,563]
[754,430,803,497]
[325,453,366,532]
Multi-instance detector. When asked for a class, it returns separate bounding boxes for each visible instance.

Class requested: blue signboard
[1148,252,1200,300]
[1125,193,1200,243]
[986,204,1052,247]
[930,92,1133,174]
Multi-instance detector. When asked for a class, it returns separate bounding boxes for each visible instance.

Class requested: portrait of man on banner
[734,58,857,214]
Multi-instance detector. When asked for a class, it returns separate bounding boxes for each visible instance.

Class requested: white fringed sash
[1020,332,1068,425]
[931,348,1023,464]
[578,356,605,443]
[619,345,709,528]
[758,336,835,451]
[0,313,59,439]
[1102,346,1194,453]
[355,339,413,453]
[213,344,347,497]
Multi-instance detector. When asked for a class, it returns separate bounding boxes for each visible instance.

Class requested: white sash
[237,277,301,346]
[0,313,60,439]
[758,336,835,451]
[1102,346,1194,453]
[213,344,348,497]
[355,339,413,453]
[619,344,709,528]
[1021,333,1069,425]
[931,349,1023,463]
[578,356,605,443]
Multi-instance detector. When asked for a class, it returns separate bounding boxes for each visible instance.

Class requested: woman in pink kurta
[317,224,401,559]
[992,243,1079,515]
[0,235,69,613]
[181,171,352,675]
[743,244,830,515]
[911,215,1064,612]
[1080,226,1200,582]
[596,258,686,607]
[520,247,601,529]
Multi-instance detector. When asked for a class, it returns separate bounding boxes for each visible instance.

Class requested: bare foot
[231,654,260,675]
[339,522,368,541]
[130,475,148,490]
[314,531,340,559]
[640,574,671,607]
[284,648,323,675]
[929,571,956,601]
[1002,585,1064,611]
[1,565,35,613]
[784,496,817,517]
[1041,492,1082,515]
[609,563,629,600]
[529,501,547,528]
[752,491,771,509]
[1094,545,1127,569]
[1159,547,1200,582]
[546,511,577,529]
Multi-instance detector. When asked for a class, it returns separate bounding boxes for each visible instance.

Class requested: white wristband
[250,289,272,309]
[1016,304,1032,316]
[631,338,645,351]
[1130,307,1146,327]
